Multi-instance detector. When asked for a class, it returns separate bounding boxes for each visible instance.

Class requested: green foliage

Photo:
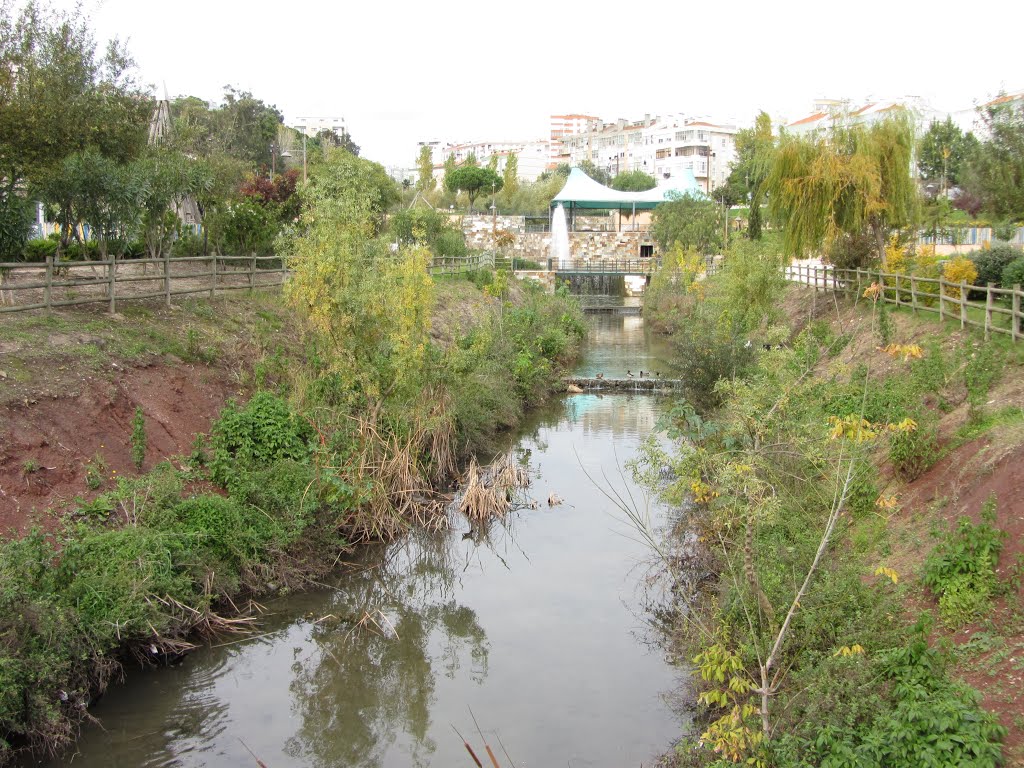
[917,117,979,188]
[1001,255,1024,289]
[967,242,1020,286]
[389,206,466,258]
[825,232,877,270]
[130,408,146,470]
[576,160,611,186]
[923,496,1005,627]
[964,100,1024,218]
[964,341,1003,418]
[443,165,503,211]
[415,145,435,192]
[651,192,724,256]
[209,392,312,488]
[766,116,918,263]
[609,170,656,191]
[888,412,937,481]
[84,453,107,490]
[876,300,895,346]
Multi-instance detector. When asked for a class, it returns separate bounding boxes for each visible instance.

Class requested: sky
[43,0,1024,168]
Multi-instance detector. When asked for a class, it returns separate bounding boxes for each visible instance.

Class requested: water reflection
[44,306,682,768]
[284,537,491,768]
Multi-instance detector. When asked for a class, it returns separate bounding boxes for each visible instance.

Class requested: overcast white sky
[47,0,1023,167]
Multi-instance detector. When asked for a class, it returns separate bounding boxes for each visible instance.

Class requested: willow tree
[735,111,775,239]
[766,116,917,266]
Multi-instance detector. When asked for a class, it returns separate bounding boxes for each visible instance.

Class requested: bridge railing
[552,259,658,274]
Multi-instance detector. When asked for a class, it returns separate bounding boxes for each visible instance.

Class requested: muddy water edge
[33,297,689,768]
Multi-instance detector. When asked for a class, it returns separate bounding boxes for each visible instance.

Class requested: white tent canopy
[551,168,705,210]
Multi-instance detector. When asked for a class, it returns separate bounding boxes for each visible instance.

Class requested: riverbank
[645,258,1024,766]
[0,278,586,765]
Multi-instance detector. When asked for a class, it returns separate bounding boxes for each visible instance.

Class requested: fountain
[550,203,570,267]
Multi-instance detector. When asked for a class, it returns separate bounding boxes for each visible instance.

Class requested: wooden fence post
[44,254,53,312]
[895,273,901,308]
[959,280,967,329]
[108,255,116,314]
[985,283,994,340]
[1013,284,1021,343]
[210,254,217,299]
[910,275,918,314]
[163,249,171,307]
[939,276,946,324]
[855,268,862,298]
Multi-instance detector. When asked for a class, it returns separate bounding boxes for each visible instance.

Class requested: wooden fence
[0,254,286,314]
[784,262,1023,342]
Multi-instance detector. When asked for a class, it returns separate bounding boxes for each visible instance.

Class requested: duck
[626,370,634,379]
[595,373,604,380]
[639,370,645,378]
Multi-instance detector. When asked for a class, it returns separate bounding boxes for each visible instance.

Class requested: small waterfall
[550,204,570,266]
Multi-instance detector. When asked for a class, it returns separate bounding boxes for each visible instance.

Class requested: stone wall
[456,214,659,264]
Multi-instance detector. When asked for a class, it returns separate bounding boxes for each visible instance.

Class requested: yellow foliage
[874,566,900,584]
[875,494,900,511]
[691,479,719,504]
[887,418,918,434]
[828,415,878,442]
[885,235,910,274]
[942,256,978,296]
[833,644,866,657]
[863,282,883,300]
[882,343,924,361]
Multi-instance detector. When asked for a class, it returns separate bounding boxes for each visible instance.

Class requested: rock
[566,383,584,394]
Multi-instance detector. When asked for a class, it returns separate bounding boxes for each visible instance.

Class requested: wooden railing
[784,263,1023,342]
[0,254,286,314]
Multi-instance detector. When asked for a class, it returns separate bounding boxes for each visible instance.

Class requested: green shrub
[826,232,877,270]
[922,495,1005,627]
[888,413,938,481]
[130,407,147,470]
[964,341,1003,419]
[167,495,280,574]
[969,242,1020,286]
[22,237,58,263]
[1001,255,1024,289]
[209,392,312,487]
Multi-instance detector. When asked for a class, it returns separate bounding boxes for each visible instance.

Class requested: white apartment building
[785,97,949,137]
[549,113,600,163]
[292,116,347,139]
[420,138,551,183]
[562,114,738,194]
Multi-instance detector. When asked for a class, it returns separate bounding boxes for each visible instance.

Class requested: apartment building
[561,114,738,193]
[549,113,600,163]
[419,138,551,183]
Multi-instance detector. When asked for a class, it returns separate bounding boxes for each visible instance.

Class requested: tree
[917,117,978,192]
[733,111,775,239]
[131,148,212,259]
[443,166,503,212]
[765,115,917,264]
[502,152,519,197]
[651,192,723,256]
[415,145,435,192]
[577,159,611,186]
[0,0,150,254]
[963,100,1024,218]
[610,170,657,191]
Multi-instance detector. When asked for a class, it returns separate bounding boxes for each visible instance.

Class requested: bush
[922,495,1005,627]
[888,413,938,480]
[941,256,978,294]
[826,232,877,270]
[969,242,1020,286]
[22,237,58,263]
[209,392,312,488]
[1001,255,1024,289]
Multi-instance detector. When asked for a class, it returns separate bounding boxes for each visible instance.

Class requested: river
[42,298,686,768]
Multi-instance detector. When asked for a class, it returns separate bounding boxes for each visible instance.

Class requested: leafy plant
[131,407,147,470]
[84,453,108,490]
[922,495,1005,627]
[888,413,937,481]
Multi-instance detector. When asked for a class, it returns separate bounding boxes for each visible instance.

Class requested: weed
[923,494,1006,627]
[131,407,147,470]
[84,454,108,490]
[21,458,40,475]
[889,412,939,480]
